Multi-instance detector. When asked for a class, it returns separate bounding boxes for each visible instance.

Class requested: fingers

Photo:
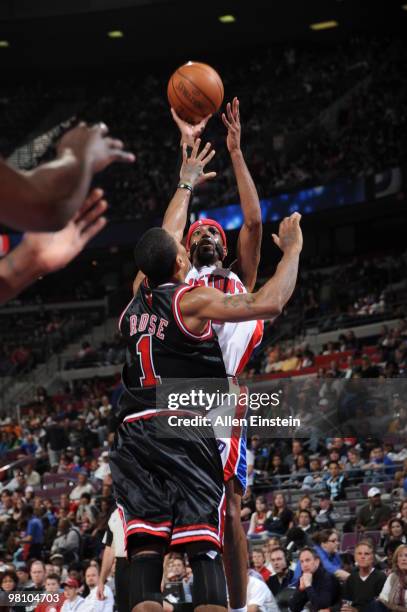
[201,171,217,182]
[80,216,107,245]
[77,198,108,232]
[182,142,188,164]
[109,150,136,164]
[201,148,216,167]
[171,107,189,128]
[105,137,124,150]
[191,138,201,160]
[196,141,211,161]
[92,122,109,136]
[222,113,232,130]
[200,114,212,128]
[272,234,281,248]
[74,188,104,222]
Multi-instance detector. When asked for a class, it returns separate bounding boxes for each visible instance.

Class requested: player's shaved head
[135,228,178,286]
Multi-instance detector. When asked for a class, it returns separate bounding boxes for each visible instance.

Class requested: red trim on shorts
[235,319,264,375]
[126,527,170,539]
[127,518,172,528]
[172,285,213,341]
[173,523,218,534]
[170,534,221,548]
[123,409,198,423]
[219,493,227,545]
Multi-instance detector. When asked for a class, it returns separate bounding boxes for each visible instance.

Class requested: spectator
[35,573,64,612]
[251,550,271,582]
[383,519,407,548]
[315,493,338,528]
[60,578,84,611]
[23,464,41,488]
[345,448,365,484]
[296,509,316,540]
[50,519,81,564]
[1,570,19,612]
[378,544,407,610]
[69,472,94,502]
[267,547,294,597]
[397,500,407,530]
[15,563,30,589]
[363,446,396,483]
[326,461,348,501]
[357,488,392,532]
[289,547,341,612]
[82,565,114,612]
[93,452,111,481]
[75,494,98,526]
[19,505,44,560]
[247,568,279,612]
[302,458,325,491]
[248,496,271,538]
[341,540,387,612]
[23,560,46,612]
[264,492,294,536]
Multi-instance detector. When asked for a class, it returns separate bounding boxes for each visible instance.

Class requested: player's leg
[186,543,227,612]
[128,541,166,612]
[223,477,248,610]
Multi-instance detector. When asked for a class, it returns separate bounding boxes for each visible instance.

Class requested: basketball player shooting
[134,97,264,609]
[111,139,302,609]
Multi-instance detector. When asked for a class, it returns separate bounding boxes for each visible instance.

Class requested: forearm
[255,247,300,315]
[0,153,92,231]
[0,240,44,305]
[99,545,115,584]
[162,186,192,243]
[231,150,261,226]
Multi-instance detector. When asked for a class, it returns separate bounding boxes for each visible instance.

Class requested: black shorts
[109,410,225,554]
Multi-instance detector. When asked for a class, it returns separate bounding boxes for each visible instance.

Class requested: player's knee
[189,550,227,607]
[128,551,164,607]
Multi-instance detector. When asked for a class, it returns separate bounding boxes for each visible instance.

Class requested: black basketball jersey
[117,280,227,418]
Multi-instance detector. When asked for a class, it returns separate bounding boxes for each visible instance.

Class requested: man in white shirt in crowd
[69,471,94,502]
[94,452,111,481]
[60,578,85,611]
[82,565,114,612]
[247,569,279,612]
[24,463,41,487]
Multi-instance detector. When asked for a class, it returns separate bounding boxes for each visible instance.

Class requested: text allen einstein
[167,414,301,428]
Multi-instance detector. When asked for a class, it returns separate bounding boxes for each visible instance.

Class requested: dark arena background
[0,0,407,610]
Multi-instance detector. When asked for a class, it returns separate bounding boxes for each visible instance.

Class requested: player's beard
[191,237,224,266]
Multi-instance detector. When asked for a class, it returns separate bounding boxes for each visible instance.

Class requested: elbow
[267,301,283,319]
[245,217,262,232]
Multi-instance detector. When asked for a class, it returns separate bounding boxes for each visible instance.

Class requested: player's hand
[57,122,135,174]
[222,97,241,153]
[272,212,303,254]
[171,108,211,148]
[96,580,106,601]
[179,138,216,188]
[22,188,108,274]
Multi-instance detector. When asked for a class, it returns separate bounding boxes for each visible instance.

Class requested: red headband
[186,218,227,250]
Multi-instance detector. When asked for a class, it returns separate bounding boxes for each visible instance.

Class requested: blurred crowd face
[298,511,311,528]
[85,566,99,588]
[1,574,17,592]
[389,519,404,539]
[299,496,312,511]
[171,559,186,579]
[65,585,78,602]
[329,462,340,479]
[274,493,285,509]
[45,577,60,594]
[252,551,265,570]
[270,550,287,575]
[31,561,45,587]
[255,497,267,513]
[300,550,319,574]
[323,532,339,554]
[355,544,374,570]
[395,545,407,572]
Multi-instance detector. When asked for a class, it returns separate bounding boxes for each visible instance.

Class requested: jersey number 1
[136,334,161,387]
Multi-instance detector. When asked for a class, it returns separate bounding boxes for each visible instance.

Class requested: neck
[193,260,222,271]
[359,566,372,577]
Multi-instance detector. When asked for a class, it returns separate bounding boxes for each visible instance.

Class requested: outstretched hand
[179,138,216,188]
[272,212,303,254]
[171,108,212,148]
[22,188,108,274]
[222,97,241,153]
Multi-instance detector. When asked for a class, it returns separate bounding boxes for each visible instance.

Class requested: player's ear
[222,246,228,260]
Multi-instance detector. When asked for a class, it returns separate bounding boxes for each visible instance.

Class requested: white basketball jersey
[185,265,263,376]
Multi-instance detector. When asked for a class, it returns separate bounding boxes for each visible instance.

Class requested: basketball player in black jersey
[133,99,263,610]
[110,140,303,612]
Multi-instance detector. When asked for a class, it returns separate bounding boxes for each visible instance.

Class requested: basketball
[167,61,224,125]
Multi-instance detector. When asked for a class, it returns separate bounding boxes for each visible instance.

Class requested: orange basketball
[167,61,224,125]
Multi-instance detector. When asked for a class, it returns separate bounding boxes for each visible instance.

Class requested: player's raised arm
[180,213,302,329]
[222,97,262,292]
[0,123,134,232]
[132,138,216,295]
